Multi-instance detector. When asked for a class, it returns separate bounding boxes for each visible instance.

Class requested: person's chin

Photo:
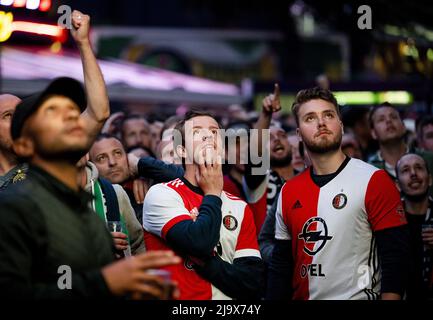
[61,138,89,152]
[109,175,125,184]
[407,191,424,198]
[272,154,288,162]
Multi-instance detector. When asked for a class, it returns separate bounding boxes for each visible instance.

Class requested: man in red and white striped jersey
[267,87,409,300]
[143,110,264,300]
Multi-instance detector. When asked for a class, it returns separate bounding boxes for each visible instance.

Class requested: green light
[428,49,433,61]
[377,91,412,104]
[255,91,413,111]
[334,91,412,105]
[384,25,400,36]
[334,91,376,105]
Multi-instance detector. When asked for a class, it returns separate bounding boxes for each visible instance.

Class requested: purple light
[2,47,239,95]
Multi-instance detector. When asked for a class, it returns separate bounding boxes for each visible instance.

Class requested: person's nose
[202,130,213,142]
[317,116,326,128]
[108,155,117,167]
[64,107,80,120]
[409,167,418,178]
[385,116,393,125]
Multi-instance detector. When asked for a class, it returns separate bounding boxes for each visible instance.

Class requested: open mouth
[273,145,285,153]
[409,181,422,188]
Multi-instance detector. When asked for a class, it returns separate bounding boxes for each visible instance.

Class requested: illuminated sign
[255,90,414,112]
[0,10,13,41]
[334,91,413,105]
[0,0,51,11]
[0,9,67,42]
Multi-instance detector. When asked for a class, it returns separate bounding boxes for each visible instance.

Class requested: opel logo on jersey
[223,215,238,231]
[298,217,333,256]
[332,193,347,209]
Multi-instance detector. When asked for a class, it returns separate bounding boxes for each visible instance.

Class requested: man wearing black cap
[0,11,181,300]
[0,10,109,191]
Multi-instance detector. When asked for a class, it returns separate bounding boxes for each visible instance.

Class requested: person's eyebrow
[323,109,337,113]
[302,112,316,118]
[1,109,13,116]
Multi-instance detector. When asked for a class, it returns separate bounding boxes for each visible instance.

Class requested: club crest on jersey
[332,193,347,209]
[298,217,333,256]
[223,214,238,231]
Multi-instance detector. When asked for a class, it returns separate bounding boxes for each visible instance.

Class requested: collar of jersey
[309,155,351,188]
[180,176,204,196]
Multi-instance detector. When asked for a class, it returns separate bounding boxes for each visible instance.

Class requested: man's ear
[175,144,186,161]
[428,174,432,188]
[371,128,377,140]
[296,128,303,142]
[12,137,34,159]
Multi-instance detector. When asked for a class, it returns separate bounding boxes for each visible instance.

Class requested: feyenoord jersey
[142,178,260,300]
[243,170,284,235]
[275,158,407,300]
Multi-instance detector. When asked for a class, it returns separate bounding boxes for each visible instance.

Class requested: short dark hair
[173,110,220,149]
[121,114,149,135]
[417,115,433,140]
[160,115,183,140]
[368,102,400,129]
[94,133,124,146]
[291,87,340,126]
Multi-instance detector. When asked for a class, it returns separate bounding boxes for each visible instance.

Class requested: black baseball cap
[11,77,87,140]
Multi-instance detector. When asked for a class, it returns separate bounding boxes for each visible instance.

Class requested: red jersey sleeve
[234,205,261,260]
[365,170,407,231]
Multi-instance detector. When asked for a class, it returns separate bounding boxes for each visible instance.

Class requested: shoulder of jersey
[347,158,380,175]
[146,179,184,195]
[222,192,249,209]
[283,168,311,187]
[162,178,185,189]
[223,191,244,202]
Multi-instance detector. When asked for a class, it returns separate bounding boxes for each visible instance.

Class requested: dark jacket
[0,165,115,299]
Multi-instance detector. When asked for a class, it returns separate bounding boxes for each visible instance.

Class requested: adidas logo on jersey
[292,200,303,209]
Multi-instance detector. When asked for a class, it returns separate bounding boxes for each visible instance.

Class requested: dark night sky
[62,0,433,30]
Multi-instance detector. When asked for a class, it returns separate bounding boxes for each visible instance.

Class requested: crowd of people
[0,10,432,300]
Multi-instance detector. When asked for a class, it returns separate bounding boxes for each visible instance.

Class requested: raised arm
[71,10,110,143]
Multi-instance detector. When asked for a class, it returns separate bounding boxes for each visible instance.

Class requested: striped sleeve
[234,205,261,260]
[142,183,192,239]
[275,185,291,240]
[365,170,407,231]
